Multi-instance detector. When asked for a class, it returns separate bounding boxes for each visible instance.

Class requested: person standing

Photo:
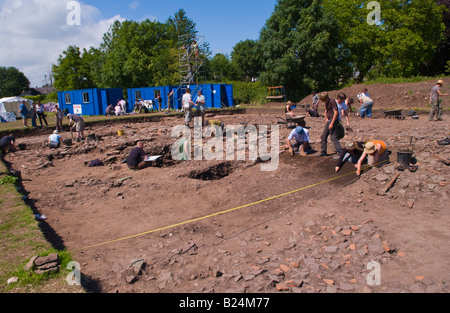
[182,88,197,128]
[167,90,174,111]
[196,90,206,126]
[336,92,350,127]
[311,91,319,112]
[52,105,64,131]
[35,101,48,126]
[30,102,37,128]
[19,100,29,128]
[429,79,448,121]
[319,92,342,157]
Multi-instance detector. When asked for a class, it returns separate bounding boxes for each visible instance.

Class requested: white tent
[0,97,32,122]
[0,97,32,116]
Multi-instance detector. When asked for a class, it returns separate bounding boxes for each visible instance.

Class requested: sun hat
[364,142,377,154]
[319,92,329,101]
[53,130,59,134]
[345,141,356,150]
[295,126,305,134]
[437,79,444,85]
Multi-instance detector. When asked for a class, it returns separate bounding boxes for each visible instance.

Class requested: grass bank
[0,156,83,293]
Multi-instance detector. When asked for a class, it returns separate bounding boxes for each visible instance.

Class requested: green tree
[99,19,178,88]
[0,66,30,97]
[52,45,95,91]
[259,0,351,99]
[207,53,240,81]
[324,0,447,80]
[231,40,263,81]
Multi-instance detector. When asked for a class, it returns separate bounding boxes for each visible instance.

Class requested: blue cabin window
[134,91,142,100]
[65,94,71,104]
[82,92,90,103]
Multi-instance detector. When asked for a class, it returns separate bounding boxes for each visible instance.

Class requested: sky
[0,0,278,89]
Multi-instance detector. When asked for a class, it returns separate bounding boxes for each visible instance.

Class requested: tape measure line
[73,160,389,252]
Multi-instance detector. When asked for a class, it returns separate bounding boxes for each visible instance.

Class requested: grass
[0,108,247,134]
[0,157,83,293]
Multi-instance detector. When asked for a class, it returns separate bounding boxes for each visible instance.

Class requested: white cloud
[0,0,124,88]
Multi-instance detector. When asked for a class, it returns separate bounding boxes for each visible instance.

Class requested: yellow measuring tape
[73,160,388,252]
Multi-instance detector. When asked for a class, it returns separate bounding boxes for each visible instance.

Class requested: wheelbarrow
[277,114,307,129]
[384,109,404,119]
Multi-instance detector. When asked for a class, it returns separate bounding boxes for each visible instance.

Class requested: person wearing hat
[319,92,343,157]
[335,141,364,173]
[356,140,388,176]
[48,130,62,149]
[285,101,295,115]
[429,79,448,121]
[286,126,311,156]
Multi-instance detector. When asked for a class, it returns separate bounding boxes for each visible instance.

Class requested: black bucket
[18,143,26,150]
[397,149,413,165]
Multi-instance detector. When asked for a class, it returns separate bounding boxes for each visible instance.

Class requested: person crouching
[286,126,312,157]
[48,130,62,149]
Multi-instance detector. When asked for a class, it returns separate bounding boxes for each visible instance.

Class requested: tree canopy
[258,0,351,98]
[52,3,449,100]
[0,66,30,97]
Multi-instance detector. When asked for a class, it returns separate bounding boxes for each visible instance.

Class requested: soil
[2,79,450,294]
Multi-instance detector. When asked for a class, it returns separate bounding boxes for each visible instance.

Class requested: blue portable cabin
[58,88,124,116]
[127,84,233,111]
[127,86,176,111]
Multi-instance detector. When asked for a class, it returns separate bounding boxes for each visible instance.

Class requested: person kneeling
[286,126,312,157]
[127,142,149,171]
[48,130,61,149]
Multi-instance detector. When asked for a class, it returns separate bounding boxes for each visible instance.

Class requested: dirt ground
[3,79,450,293]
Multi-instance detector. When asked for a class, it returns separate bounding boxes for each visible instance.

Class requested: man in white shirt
[48,130,62,149]
[182,88,197,127]
[286,126,311,157]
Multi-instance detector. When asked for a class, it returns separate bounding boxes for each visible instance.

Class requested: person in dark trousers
[0,135,16,154]
[429,79,448,121]
[35,101,48,126]
[127,141,149,171]
[319,92,343,157]
[335,141,365,173]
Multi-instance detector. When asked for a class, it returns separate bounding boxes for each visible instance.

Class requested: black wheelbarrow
[277,114,307,129]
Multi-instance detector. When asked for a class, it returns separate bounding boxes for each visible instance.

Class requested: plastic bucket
[118,130,124,136]
[397,149,413,165]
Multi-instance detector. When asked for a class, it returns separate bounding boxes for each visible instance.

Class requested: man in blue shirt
[19,100,29,128]
[286,126,311,157]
